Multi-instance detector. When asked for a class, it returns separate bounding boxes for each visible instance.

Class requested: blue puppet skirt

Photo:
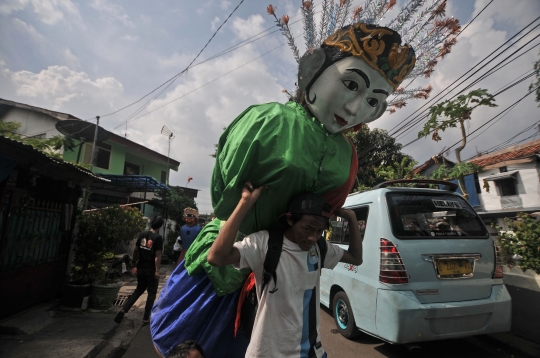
[151,261,249,358]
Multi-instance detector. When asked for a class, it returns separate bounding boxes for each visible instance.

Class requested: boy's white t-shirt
[234,230,344,358]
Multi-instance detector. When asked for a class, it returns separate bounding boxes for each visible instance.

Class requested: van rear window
[386,193,488,239]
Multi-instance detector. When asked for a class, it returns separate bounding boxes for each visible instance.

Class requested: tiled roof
[468,138,540,167]
[411,155,455,175]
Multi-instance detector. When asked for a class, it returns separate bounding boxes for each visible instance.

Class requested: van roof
[344,186,460,208]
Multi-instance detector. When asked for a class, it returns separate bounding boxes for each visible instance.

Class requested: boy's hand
[241,181,265,208]
[335,207,356,220]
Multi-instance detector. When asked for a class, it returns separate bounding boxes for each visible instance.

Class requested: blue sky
[1,0,539,213]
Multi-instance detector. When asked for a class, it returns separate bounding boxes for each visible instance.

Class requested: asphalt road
[123,307,525,358]
[318,306,524,358]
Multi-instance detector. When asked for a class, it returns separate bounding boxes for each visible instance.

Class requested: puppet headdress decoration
[268,0,460,112]
[184,207,199,217]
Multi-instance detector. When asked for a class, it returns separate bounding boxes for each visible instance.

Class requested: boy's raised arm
[207,182,265,267]
[336,208,363,266]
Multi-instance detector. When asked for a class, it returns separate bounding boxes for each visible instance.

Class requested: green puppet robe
[185,101,355,295]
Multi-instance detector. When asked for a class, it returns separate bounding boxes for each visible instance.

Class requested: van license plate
[436,259,473,277]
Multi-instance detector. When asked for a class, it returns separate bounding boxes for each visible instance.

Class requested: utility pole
[90,115,100,172]
[160,125,174,249]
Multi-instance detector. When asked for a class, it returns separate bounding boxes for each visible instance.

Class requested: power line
[114,41,289,129]
[391,27,540,143]
[387,16,540,139]
[94,0,246,121]
[416,85,539,159]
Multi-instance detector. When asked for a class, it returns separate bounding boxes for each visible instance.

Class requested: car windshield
[386,192,489,239]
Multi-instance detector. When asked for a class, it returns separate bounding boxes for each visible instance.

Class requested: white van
[320,179,512,344]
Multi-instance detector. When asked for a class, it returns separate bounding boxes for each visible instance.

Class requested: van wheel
[333,291,360,339]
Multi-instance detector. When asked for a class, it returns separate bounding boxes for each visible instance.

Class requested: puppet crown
[184,207,199,217]
[322,23,415,89]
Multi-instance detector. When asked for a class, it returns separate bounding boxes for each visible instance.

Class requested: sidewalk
[0,264,173,358]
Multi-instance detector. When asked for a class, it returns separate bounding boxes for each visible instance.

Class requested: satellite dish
[55,119,110,142]
[55,119,110,164]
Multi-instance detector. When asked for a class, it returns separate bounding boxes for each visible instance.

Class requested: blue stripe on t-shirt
[301,287,314,357]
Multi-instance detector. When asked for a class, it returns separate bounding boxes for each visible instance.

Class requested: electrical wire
[94,0,246,121]
[391,32,540,144]
[114,41,289,128]
[387,16,540,138]
[417,85,539,157]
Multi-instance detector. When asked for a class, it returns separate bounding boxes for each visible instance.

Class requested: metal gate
[0,191,72,318]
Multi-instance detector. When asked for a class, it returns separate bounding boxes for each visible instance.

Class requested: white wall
[477,161,540,211]
[1,107,60,139]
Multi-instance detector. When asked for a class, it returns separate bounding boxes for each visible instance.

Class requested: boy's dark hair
[280,192,332,228]
[289,213,330,229]
[150,216,164,230]
[168,340,205,358]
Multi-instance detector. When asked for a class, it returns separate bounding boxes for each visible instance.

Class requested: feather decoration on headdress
[317,0,331,48]
[302,1,316,50]
[267,5,300,62]
[268,0,459,111]
[387,0,426,32]
[387,85,432,111]
[337,0,354,31]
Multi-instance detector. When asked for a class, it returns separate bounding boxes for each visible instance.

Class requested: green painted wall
[62,139,178,181]
[124,152,170,179]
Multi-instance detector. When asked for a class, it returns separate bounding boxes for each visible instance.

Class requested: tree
[530,50,540,105]
[494,213,540,274]
[347,126,418,191]
[418,89,497,199]
[1,121,76,159]
[154,186,197,253]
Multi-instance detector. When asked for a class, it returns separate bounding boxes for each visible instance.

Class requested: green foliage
[530,51,540,105]
[430,162,483,180]
[1,121,77,160]
[0,121,22,138]
[347,126,418,190]
[418,89,497,141]
[70,205,147,284]
[155,186,197,224]
[493,213,540,274]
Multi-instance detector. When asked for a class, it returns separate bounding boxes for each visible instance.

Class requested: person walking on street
[207,183,364,358]
[115,215,164,325]
[178,208,202,263]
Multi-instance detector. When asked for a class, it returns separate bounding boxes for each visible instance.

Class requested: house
[0,98,182,218]
[0,135,106,318]
[411,154,482,208]
[468,138,540,233]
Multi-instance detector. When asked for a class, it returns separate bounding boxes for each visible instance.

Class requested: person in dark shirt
[178,208,202,262]
[115,216,164,325]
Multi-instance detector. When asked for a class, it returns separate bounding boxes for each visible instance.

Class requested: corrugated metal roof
[0,135,109,182]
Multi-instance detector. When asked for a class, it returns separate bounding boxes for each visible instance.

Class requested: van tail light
[493,244,504,279]
[379,238,409,284]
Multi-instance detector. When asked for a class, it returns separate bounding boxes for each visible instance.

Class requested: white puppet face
[306,56,394,134]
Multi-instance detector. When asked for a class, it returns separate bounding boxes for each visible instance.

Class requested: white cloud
[120,35,139,42]
[232,14,265,41]
[63,47,80,68]
[90,0,135,28]
[0,0,29,15]
[120,42,285,213]
[139,14,151,23]
[0,63,124,117]
[28,0,80,25]
[219,1,231,10]
[211,16,220,31]
[12,18,44,43]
